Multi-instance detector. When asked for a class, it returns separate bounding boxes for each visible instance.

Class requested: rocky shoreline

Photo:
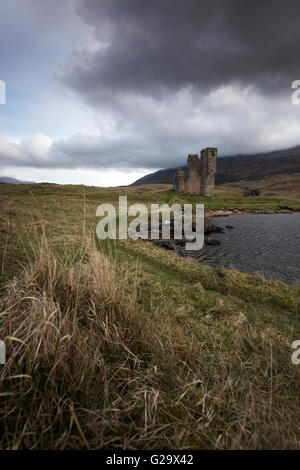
[140,217,229,252]
[206,208,300,217]
[140,208,300,255]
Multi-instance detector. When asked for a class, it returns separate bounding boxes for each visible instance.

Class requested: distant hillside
[132,145,300,186]
[0,177,35,184]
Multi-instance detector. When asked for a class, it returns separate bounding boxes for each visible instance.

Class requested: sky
[1,0,300,186]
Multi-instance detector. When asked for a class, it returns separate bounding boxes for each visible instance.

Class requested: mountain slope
[132,145,300,186]
[0,177,35,184]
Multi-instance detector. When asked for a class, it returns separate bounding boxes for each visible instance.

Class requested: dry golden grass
[0,235,178,449]
[0,182,300,449]
[0,230,300,449]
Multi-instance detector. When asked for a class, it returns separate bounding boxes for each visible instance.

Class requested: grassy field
[136,173,300,200]
[0,181,300,449]
[214,173,300,199]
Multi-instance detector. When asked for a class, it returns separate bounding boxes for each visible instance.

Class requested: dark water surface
[185,214,300,284]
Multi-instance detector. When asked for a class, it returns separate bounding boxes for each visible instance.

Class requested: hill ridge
[131,145,300,186]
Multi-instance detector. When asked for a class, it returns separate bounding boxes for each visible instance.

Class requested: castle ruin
[173,147,217,197]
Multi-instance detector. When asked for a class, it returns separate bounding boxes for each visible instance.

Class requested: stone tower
[185,154,201,195]
[173,147,217,197]
[200,147,217,197]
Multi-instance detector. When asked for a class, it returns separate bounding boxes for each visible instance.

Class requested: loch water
[184,213,300,284]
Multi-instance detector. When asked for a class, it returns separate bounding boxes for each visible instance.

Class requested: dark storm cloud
[2,0,300,175]
[60,0,300,100]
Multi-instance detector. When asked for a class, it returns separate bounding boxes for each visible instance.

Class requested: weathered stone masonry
[173,147,217,197]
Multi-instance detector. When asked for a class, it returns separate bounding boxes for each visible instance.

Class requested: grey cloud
[60,0,300,101]
[2,0,300,174]
[0,0,87,89]
[2,83,300,171]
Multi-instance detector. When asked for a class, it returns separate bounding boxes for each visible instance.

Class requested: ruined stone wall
[173,147,217,197]
[200,147,217,197]
[185,154,201,195]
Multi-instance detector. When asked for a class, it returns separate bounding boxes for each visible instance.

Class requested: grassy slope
[131,172,300,200]
[1,181,300,277]
[0,182,300,449]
